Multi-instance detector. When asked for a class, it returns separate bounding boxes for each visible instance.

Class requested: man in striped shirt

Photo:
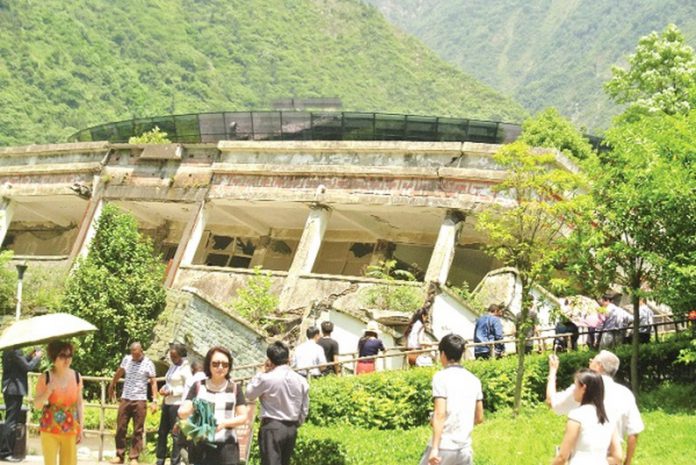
[108,342,158,465]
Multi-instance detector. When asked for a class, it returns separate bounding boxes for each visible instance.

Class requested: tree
[605,24,696,117]
[476,141,588,414]
[128,126,171,144]
[61,204,166,376]
[520,108,595,160]
[0,250,16,315]
[564,110,696,394]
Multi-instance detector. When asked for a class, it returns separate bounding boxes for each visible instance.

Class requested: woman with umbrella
[33,340,84,465]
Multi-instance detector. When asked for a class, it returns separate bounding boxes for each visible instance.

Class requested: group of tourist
[472,294,656,358]
[100,341,309,465]
[1,300,646,465]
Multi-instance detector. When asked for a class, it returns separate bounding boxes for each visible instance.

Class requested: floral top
[39,370,81,435]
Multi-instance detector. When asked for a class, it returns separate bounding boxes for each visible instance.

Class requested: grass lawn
[296,408,696,465]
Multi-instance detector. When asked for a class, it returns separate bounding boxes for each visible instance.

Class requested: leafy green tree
[128,126,171,144]
[61,204,166,376]
[605,24,696,117]
[0,250,16,315]
[520,108,595,160]
[564,110,696,394]
[476,141,588,414]
[231,266,279,326]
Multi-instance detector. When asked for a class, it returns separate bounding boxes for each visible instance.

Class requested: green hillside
[366,0,696,130]
[0,0,527,146]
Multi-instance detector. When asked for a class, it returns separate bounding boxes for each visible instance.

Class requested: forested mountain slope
[367,0,696,130]
[0,0,527,146]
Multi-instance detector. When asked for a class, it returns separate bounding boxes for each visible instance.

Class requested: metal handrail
[68,110,602,148]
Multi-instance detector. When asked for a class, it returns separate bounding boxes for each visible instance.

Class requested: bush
[308,368,434,430]
[231,266,279,326]
[247,424,427,465]
[307,335,693,429]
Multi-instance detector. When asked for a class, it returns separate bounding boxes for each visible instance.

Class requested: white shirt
[120,355,156,401]
[163,359,192,405]
[551,375,644,439]
[292,339,327,377]
[567,404,614,465]
[407,320,424,349]
[638,305,654,333]
[602,304,632,331]
[429,365,483,451]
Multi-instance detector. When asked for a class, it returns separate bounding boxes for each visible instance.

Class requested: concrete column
[0,198,15,248]
[75,199,105,260]
[249,235,271,268]
[165,201,208,287]
[278,204,332,309]
[179,202,209,267]
[424,210,465,285]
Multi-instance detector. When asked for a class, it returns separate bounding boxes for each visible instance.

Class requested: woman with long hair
[552,369,622,465]
[178,346,247,465]
[33,341,83,465]
[403,307,433,367]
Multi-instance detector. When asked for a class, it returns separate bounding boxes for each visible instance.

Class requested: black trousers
[1,394,23,457]
[156,404,183,464]
[258,419,298,465]
[190,440,239,465]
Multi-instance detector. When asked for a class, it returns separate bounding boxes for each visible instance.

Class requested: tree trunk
[630,291,640,396]
[513,285,532,416]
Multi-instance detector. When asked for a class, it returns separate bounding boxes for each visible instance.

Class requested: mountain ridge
[0,0,527,146]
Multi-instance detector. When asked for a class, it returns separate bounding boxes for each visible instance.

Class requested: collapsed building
[1,111,617,371]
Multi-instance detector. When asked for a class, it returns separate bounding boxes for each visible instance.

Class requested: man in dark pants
[246,341,309,465]
[1,348,42,462]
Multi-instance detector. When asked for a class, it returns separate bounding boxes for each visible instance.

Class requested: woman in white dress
[552,369,622,465]
[403,307,434,367]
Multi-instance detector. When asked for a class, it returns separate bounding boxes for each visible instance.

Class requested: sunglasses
[211,361,230,369]
[58,352,73,359]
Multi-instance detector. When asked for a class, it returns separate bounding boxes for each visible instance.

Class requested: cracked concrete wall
[149,288,267,379]
[174,266,287,305]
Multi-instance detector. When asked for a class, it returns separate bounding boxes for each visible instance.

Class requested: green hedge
[306,335,693,430]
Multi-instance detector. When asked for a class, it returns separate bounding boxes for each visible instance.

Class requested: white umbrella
[0,313,97,350]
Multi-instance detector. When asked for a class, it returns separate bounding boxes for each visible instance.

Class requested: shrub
[361,259,423,312]
[306,335,693,429]
[247,427,348,465]
[308,367,434,430]
[231,266,279,325]
[128,126,171,144]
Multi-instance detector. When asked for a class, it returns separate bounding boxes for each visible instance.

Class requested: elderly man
[108,342,158,465]
[247,341,309,465]
[546,350,644,465]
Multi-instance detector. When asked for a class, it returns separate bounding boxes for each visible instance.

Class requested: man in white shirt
[546,350,644,465]
[419,333,484,465]
[292,327,327,378]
